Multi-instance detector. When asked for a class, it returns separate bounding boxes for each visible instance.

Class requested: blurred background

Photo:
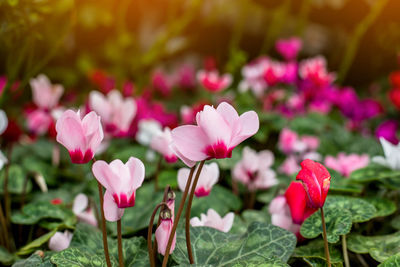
[0,0,399,96]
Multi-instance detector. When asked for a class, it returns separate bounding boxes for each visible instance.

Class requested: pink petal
[48,231,72,251]
[177,167,191,192]
[56,110,85,152]
[155,219,175,255]
[126,157,145,191]
[221,212,234,232]
[92,160,120,193]
[82,111,103,153]
[72,193,88,214]
[230,111,259,148]
[170,143,196,167]
[171,125,208,162]
[216,102,239,130]
[196,105,231,146]
[103,190,124,222]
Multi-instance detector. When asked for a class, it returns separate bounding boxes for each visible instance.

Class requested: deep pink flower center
[165,155,178,163]
[194,187,210,197]
[113,193,135,208]
[204,141,233,159]
[70,149,93,164]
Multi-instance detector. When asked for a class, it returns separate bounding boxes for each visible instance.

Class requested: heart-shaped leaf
[347,231,400,262]
[350,165,400,183]
[12,253,45,267]
[50,247,117,267]
[172,222,297,265]
[12,201,76,226]
[367,197,396,218]
[292,239,343,265]
[300,195,376,243]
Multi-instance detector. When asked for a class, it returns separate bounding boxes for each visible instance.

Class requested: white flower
[48,230,73,251]
[136,119,162,146]
[372,138,400,170]
[190,208,234,233]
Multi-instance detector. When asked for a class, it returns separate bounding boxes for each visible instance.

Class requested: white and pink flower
[177,162,219,197]
[190,209,234,233]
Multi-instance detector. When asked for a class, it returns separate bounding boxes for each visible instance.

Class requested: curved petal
[230,111,259,148]
[258,150,274,169]
[72,193,88,214]
[170,143,196,167]
[82,111,104,153]
[189,217,203,227]
[89,91,111,122]
[56,110,85,152]
[196,105,231,146]
[284,181,308,224]
[221,212,234,232]
[126,157,145,191]
[177,167,191,192]
[92,160,120,193]
[103,190,124,222]
[155,219,175,255]
[216,102,239,130]
[48,231,72,251]
[171,125,208,162]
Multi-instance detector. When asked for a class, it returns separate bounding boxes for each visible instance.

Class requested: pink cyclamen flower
[171,102,259,167]
[190,208,234,233]
[155,208,176,255]
[275,37,302,61]
[150,127,178,163]
[89,90,136,137]
[48,230,73,251]
[233,147,278,191]
[26,109,53,135]
[92,157,145,221]
[197,70,232,92]
[56,110,104,164]
[279,155,301,176]
[262,58,286,87]
[72,193,97,226]
[177,162,219,197]
[324,153,369,177]
[299,56,336,88]
[30,74,64,110]
[375,120,399,145]
[269,195,300,235]
[278,128,304,154]
[151,69,173,97]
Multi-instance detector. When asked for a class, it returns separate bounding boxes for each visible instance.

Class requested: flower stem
[185,160,205,264]
[320,207,331,267]
[97,181,112,267]
[162,166,196,267]
[0,204,7,249]
[342,235,350,267]
[147,202,168,267]
[117,219,124,267]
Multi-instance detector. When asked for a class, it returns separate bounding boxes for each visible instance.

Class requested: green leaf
[172,222,297,265]
[68,223,149,266]
[349,165,400,183]
[302,257,343,267]
[379,253,400,267]
[158,169,178,188]
[12,253,46,267]
[293,239,343,265]
[50,247,116,267]
[11,201,76,226]
[391,216,400,230]
[17,229,58,256]
[300,195,376,243]
[0,246,16,265]
[0,165,32,194]
[241,209,271,225]
[300,208,352,243]
[347,231,400,262]
[328,169,362,194]
[367,197,396,218]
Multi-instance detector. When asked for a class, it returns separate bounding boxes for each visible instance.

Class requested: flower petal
[103,190,124,222]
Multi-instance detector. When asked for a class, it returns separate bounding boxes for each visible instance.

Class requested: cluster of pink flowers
[278,128,320,175]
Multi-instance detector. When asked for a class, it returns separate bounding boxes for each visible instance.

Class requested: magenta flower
[190,209,234,233]
[171,102,259,167]
[232,147,278,191]
[151,69,173,97]
[375,120,399,145]
[262,58,286,86]
[26,109,53,135]
[299,56,335,88]
[324,153,369,177]
[89,90,136,137]
[30,74,64,110]
[275,37,302,61]
[92,157,145,221]
[150,127,178,163]
[56,110,104,164]
[197,70,232,92]
[177,162,219,197]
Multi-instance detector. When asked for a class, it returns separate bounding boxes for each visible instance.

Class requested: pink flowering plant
[2,3,400,266]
